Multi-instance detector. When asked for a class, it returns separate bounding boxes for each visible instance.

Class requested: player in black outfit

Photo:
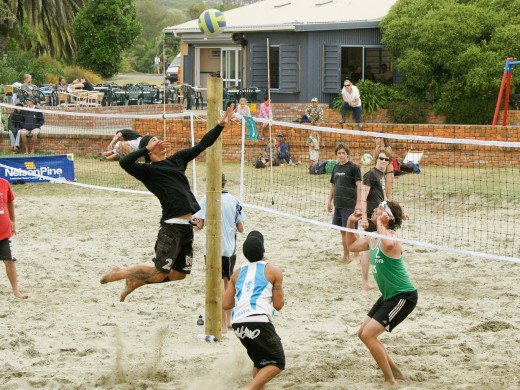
[100,104,235,301]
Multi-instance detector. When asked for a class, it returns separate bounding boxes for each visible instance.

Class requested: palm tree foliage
[0,0,86,61]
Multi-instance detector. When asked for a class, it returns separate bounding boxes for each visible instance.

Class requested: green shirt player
[345,200,417,388]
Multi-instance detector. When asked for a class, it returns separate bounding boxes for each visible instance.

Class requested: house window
[269,46,280,89]
[340,47,392,84]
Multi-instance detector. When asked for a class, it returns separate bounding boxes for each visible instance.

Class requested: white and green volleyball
[198,9,226,36]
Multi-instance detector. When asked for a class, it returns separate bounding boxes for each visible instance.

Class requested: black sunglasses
[378,156,390,161]
[344,84,351,86]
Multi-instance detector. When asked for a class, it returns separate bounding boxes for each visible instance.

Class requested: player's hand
[146,137,169,154]
[378,212,390,225]
[219,103,236,126]
[10,221,16,235]
[327,202,333,213]
[360,217,369,229]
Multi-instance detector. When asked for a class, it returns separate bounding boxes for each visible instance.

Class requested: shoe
[339,121,345,124]
[259,135,265,141]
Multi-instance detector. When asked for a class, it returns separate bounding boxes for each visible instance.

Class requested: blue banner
[0,154,75,183]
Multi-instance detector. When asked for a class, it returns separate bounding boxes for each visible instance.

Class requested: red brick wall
[2,105,518,167]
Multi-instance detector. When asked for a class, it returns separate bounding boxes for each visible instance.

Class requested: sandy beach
[1,184,519,389]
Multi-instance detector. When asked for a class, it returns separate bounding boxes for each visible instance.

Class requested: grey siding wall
[247,28,383,105]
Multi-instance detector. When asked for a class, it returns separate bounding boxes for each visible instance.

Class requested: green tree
[73,0,141,78]
[0,0,86,61]
[126,0,185,73]
[380,0,520,124]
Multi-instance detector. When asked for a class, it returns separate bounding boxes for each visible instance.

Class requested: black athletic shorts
[205,254,237,280]
[232,321,285,370]
[368,290,418,332]
[0,238,14,260]
[153,223,193,274]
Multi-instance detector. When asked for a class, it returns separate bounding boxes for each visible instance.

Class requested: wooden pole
[205,75,223,340]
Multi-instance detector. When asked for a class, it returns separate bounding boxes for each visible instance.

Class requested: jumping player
[100,104,235,301]
[346,201,417,388]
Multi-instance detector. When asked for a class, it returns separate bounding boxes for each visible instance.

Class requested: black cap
[276,131,284,137]
[26,96,35,103]
[243,231,264,262]
[139,135,153,163]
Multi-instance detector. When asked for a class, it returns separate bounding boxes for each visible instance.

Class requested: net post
[205,75,224,340]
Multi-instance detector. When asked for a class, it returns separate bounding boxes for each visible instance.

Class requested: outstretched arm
[175,104,236,162]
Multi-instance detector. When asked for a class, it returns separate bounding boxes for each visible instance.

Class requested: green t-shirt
[369,238,416,300]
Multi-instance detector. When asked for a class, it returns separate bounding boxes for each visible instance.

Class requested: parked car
[166,54,181,82]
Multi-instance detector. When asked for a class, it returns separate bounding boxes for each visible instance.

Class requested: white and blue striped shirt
[231,261,275,324]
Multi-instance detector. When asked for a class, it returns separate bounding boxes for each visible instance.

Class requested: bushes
[387,100,429,124]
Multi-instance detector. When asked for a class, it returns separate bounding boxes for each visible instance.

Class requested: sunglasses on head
[378,156,390,161]
[379,201,395,220]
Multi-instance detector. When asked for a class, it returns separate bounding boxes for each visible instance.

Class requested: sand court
[0,184,519,389]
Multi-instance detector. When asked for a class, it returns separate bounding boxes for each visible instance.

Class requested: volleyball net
[1,102,519,263]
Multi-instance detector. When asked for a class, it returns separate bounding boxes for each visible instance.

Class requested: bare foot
[14,291,28,299]
[100,267,122,284]
[362,281,376,291]
[120,279,145,302]
[383,379,398,388]
[349,256,360,266]
[391,366,405,380]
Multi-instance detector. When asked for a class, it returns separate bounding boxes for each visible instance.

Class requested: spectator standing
[193,173,246,332]
[375,138,394,200]
[327,143,362,263]
[258,96,272,141]
[8,104,24,154]
[340,79,362,124]
[0,177,27,299]
[360,147,390,290]
[300,97,324,125]
[154,55,161,75]
[20,97,44,155]
[223,230,285,390]
[308,131,320,162]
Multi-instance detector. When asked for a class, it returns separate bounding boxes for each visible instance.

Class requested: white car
[166,54,181,82]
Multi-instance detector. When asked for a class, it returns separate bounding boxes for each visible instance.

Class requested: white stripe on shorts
[388,299,406,322]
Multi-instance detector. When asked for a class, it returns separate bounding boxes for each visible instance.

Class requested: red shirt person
[0,178,27,298]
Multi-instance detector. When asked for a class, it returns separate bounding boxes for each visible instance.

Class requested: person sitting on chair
[8,104,24,154]
[20,97,44,155]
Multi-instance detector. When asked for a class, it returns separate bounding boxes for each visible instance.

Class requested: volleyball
[361,153,373,165]
[198,9,226,36]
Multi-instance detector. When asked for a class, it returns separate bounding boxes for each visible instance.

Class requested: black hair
[138,135,153,163]
[387,200,403,230]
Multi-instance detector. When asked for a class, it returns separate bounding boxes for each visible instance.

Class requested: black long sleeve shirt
[119,124,224,222]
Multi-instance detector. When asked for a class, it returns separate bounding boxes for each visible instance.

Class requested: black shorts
[0,238,14,260]
[332,207,357,229]
[368,290,418,332]
[232,321,285,370]
[153,223,193,274]
[204,254,237,279]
